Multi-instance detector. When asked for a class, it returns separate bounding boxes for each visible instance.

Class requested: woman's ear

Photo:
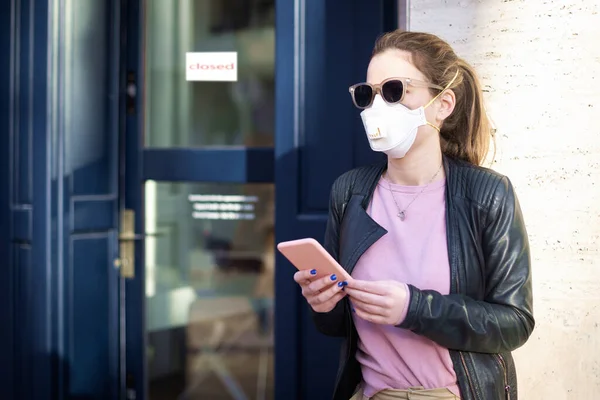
[437,89,456,122]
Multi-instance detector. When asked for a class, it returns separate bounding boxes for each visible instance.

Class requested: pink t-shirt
[351,176,460,398]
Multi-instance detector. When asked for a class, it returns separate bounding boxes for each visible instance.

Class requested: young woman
[293,30,534,400]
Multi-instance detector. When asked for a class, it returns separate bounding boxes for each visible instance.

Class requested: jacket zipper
[454,268,477,399]
[495,354,511,400]
[459,352,477,399]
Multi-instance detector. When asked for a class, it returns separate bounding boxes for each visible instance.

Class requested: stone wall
[410,1,600,398]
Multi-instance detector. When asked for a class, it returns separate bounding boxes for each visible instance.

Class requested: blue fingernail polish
[330,274,337,281]
[352,307,356,313]
[337,281,344,287]
[310,269,317,275]
[342,281,348,286]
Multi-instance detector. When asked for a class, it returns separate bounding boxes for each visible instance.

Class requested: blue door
[122,1,278,398]
[121,1,398,400]
[0,0,123,398]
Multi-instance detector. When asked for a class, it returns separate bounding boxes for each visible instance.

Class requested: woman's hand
[293,269,349,313]
[345,280,410,325]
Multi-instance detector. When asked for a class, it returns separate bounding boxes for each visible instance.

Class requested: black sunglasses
[348,77,444,109]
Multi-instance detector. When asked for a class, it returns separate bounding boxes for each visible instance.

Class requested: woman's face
[366,49,445,147]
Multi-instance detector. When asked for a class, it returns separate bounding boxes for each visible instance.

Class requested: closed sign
[186,52,238,82]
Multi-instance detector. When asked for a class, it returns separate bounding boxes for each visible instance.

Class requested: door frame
[120,0,145,396]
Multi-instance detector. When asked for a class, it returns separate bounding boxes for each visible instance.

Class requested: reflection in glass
[145,182,275,400]
[145,0,275,148]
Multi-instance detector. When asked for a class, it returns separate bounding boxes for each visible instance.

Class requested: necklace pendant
[398,211,406,221]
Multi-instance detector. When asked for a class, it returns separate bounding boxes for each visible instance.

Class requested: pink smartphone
[277,238,351,281]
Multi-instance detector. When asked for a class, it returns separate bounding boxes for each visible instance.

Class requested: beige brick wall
[410,1,600,398]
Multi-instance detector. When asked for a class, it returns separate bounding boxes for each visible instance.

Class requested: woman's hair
[373,30,495,166]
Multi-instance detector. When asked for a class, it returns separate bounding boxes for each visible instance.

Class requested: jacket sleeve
[310,179,349,337]
[398,177,535,353]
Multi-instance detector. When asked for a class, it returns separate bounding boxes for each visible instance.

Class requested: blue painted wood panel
[0,1,49,398]
[69,234,119,396]
[0,0,122,398]
[0,0,15,397]
[58,0,121,398]
[14,244,32,399]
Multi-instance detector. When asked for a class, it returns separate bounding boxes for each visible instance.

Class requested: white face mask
[359,71,458,159]
[360,95,436,159]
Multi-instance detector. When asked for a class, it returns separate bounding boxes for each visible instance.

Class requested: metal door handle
[114,210,165,278]
[118,233,145,241]
[119,232,164,241]
[115,209,138,279]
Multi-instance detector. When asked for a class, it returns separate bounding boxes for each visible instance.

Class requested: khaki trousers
[349,386,459,400]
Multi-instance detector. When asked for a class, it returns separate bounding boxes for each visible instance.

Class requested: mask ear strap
[427,122,440,132]
[424,69,460,109]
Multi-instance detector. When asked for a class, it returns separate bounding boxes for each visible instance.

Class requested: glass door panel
[145,181,274,400]
[142,1,276,398]
[144,0,275,148]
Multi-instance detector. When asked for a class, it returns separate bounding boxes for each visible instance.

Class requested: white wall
[410,1,600,398]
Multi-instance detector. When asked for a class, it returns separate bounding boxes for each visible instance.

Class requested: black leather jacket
[312,156,535,400]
